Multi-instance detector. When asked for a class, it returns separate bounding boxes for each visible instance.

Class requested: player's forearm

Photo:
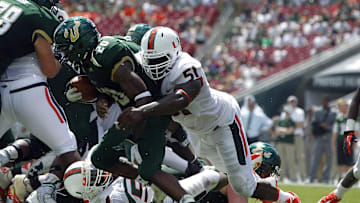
[141,93,189,117]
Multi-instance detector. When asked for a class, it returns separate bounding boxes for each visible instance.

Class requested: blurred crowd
[203,0,360,92]
[60,0,360,93]
[62,0,219,55]
[241,94,359,184]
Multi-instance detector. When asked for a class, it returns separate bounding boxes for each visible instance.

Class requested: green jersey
[0,0,59,74]
[85,36,160,109]
[276,119,296,144]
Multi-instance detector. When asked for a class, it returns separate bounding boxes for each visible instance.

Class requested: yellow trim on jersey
[125,138,136,145]
[32,29,53,44]
[111,56,135,82]
[90,52,102,68]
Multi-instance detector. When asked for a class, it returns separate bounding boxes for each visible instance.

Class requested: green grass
[248,184,360,203]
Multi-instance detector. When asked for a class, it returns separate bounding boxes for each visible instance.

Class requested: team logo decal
[263,151,272,159]
[64,21,80,42]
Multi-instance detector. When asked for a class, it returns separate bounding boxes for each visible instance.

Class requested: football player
[0,0,81,202]
[53,17,196,202]
[127,23,203,176]
[117,26,300,203]
[63,160,227,203]
[64,22,202,176]
[318,88,360,203]
[47,5,99,158]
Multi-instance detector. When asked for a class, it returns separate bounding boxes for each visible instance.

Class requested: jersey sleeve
[31,7,59,44]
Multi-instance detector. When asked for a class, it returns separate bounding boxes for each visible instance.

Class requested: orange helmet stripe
[148,28,158,50]
[63,167,81,180]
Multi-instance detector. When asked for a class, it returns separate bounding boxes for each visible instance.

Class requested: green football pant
[91,115,170,180]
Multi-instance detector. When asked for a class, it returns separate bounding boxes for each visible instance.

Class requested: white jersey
[89,177,154,203]
[0,53,46,81]
[161,52,237,135]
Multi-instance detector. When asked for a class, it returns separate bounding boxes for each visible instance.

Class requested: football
[69,75,99,103]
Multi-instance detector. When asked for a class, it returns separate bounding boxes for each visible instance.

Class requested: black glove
[344,130,357,156]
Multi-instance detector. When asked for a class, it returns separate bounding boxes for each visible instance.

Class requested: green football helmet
[250,142,281,178]
[126,23,152,45]
[31,0,59,9]
[53,16,100,70]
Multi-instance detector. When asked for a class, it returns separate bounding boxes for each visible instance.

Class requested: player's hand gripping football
[343,130,357,156]
[65,87,82,102]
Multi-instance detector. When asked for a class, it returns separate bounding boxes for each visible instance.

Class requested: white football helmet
[141,26,182,80]
[63,161,113,200]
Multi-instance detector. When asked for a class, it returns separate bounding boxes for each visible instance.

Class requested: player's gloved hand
[65,87,82,102]
[26,183,56,203]
[343,130,357,156]
[25,173,60,203]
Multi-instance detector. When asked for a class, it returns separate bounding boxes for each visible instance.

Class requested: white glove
[66,87,82,102]
[26,184,56,203]
[25,173,60,203]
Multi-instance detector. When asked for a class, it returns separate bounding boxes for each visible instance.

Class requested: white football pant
[0,76,77,155]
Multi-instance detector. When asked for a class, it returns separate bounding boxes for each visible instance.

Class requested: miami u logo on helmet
[64,21,80,42]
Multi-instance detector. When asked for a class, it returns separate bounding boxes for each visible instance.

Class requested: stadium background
[60,0,360,202]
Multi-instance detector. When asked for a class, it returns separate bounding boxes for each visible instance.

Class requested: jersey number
[183,67,199,81]
[95,40,110,54]
[0,1,22,35]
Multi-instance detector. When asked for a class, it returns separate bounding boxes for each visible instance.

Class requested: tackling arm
[116,79,201,129]
[139,79,201,117]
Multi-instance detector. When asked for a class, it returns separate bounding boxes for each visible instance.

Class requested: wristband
[346,119,356,131]
[176,89,191,103]
[134,91,151,102]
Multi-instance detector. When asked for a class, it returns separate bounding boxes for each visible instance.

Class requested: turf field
[248,184,360,203]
